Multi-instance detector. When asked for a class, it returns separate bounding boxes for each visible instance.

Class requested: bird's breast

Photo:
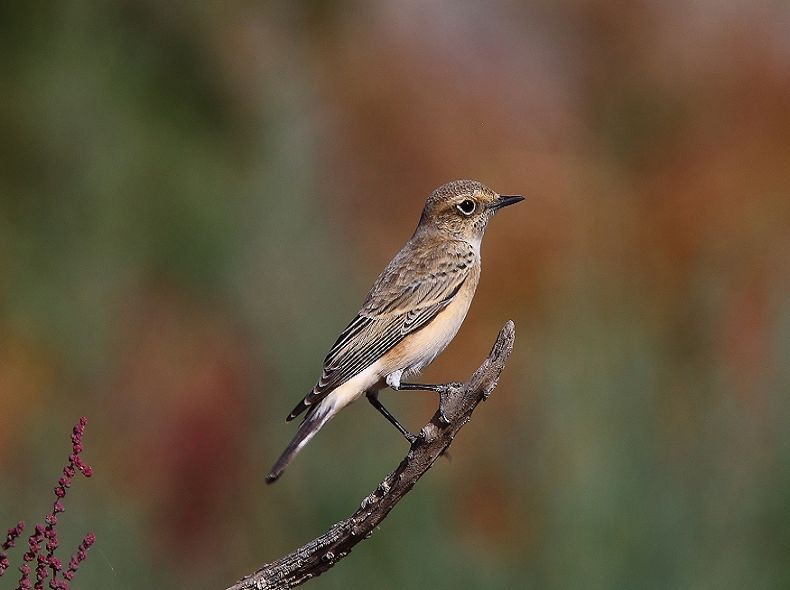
[386,263,481,376]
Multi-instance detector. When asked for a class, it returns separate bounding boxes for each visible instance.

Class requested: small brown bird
[266,180,522,483]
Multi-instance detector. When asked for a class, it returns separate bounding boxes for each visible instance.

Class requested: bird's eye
[456,199,476,216]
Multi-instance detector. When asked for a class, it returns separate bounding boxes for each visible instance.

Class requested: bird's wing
[287,240,475,421]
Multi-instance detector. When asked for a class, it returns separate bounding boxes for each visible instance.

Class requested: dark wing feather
[286,240,475,421]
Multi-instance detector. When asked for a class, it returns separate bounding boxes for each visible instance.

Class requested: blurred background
[1,1,789,588]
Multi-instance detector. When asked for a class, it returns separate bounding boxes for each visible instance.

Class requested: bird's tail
[265,405,332,484]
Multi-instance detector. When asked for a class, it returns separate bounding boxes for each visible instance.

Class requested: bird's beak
[490,194,525,211]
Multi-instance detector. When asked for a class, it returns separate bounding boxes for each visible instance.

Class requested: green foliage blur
[2,2,789,589]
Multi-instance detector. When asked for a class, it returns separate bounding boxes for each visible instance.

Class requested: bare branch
[227,321,516,590]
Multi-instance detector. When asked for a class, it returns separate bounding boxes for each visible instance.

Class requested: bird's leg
[366,390,417,444]
[385,372,450,425]
[393,382,445,393]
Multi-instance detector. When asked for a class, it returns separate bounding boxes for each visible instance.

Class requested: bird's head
[416,179,523,244]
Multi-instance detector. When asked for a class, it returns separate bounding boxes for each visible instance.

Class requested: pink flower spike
[3,522,25,551]
[19,561,32,589]
[5,419,95,587]
[62,532,96,583]
[1,521,26,576]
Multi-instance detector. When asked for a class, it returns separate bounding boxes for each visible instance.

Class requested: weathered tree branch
[226,320,516,590]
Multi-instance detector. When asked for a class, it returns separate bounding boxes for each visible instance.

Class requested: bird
[265,179,523,483]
